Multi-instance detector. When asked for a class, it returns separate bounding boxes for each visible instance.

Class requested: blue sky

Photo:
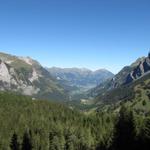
[0,0,150,74]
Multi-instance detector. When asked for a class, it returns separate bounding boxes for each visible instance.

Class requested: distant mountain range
[0,52,114,102]
[48,67,114,91]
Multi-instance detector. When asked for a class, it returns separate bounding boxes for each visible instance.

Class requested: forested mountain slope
[0,92,150,150]
[95,71,150,108]
[0,92,114,150]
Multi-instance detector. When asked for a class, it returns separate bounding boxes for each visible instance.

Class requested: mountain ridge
[91,52,150,107]
[90,53,150,98]
[0,52,68,101]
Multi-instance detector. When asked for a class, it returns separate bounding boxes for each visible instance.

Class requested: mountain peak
[91,51,150,98]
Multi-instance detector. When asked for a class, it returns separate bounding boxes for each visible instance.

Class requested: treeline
[0,92,150,150]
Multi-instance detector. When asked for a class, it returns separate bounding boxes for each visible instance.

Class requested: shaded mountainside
[95,72,150,105]
[0,52,68,101]
[126,54,150,84]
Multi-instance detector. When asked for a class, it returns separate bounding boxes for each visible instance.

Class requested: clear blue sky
[0,0,150,74]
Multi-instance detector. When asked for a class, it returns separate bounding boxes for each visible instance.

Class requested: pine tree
[10,133,20,150]
[64,129,75,150]
[111,106,136,150]
[49,129,63,150]
[22,132,32,150]
[138,117,150,150]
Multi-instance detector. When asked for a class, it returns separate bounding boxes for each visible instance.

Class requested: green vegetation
[0,92,114,150]
[0,63,150,149]
[95,73,150,108]
[0,91,150,150]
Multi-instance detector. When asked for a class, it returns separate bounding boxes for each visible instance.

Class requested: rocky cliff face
[0,52,68,101]
[90,52,150,97]
[0,58,42,95]
[107,53,150,88]
[125,53,150,84]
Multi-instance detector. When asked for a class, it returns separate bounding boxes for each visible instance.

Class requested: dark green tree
[64,129,75,150]
[10,133,20,150]
[96,141,107,150]
[111,106,136,150]
[22,132,32,150]
[137,117,150,150]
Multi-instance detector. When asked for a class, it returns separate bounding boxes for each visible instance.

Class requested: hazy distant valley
[0,52,114,102]
[0,51,150,109]
[48,67,114,101]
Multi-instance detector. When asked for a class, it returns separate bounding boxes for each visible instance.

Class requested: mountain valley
[0,51,150,111]
[0,51,150,150]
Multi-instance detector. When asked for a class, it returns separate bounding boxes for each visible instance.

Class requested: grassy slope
[94,73,150,113]
[125,77,150,113]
